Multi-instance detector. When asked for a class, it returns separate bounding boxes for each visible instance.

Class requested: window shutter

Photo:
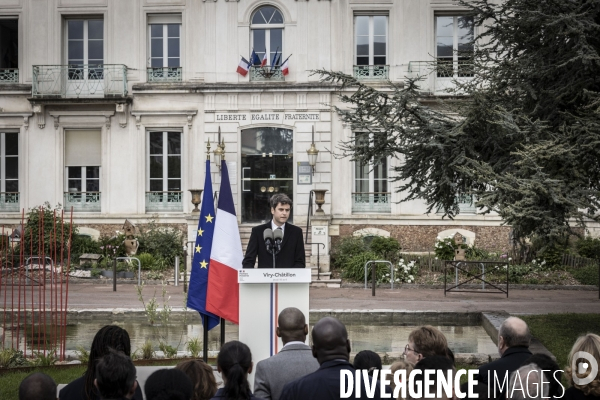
[65,130,101,166]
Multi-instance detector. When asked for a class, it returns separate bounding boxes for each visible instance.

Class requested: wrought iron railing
[145,191,183,212]
[0,69,18,84]
[456,193,477,214]
[408,60,474,78]
[64,192,101,212]
[147,67,182,82]
[353,65,389,80]
[352,192,391,213]
[0,192,19,212]
[32,64,128,98]
[249,66,284,82]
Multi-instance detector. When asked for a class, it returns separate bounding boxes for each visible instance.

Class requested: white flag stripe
[211,210,243,270]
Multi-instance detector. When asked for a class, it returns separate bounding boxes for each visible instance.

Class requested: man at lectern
[242,193,306,268]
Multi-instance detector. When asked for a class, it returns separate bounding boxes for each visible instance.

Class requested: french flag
[261,52,268,67]
[236,57,250,77]
[206,160,243,324]
[281,55,290,76]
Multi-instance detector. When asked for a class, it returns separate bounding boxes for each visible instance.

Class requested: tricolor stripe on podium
[206,160,244,324]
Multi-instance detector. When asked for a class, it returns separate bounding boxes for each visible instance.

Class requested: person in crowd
[507,363,548,399]
[403,326,450,366]
[211,340,261,400]
[176,359,218,400]
[94,349,137,400]
[389,360,413,399]
[353,350,383,376]
[411,356,456,400]
[19,372,57,400]
[563,333,600,400]
[144,369,193,400]
[59,325,143,400]
[522,353,562,398]
[477,317,532,400]
[279,316,382,400]
[254,307,319,400]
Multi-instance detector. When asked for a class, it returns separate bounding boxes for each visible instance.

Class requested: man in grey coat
[253,307,319,400]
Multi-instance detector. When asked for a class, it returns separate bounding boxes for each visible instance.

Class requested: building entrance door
[241,127,293,223]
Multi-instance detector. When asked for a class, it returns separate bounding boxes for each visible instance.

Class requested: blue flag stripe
[218,160,237,216]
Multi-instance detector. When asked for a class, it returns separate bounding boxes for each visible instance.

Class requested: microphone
[273,228,283,254]
[263,229,274,254]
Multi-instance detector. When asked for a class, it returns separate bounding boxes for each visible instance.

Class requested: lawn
[520,314,600,369]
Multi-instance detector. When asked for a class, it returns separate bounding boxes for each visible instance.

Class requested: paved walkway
[62,283,599,314]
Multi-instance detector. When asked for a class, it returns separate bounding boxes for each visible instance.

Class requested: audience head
[412,356,456,400]
[217,340,253,400]
[566,333,600,397]
[508,363,548,399]
[389,360,413,394]
[85,325,132,398]
[405,326,449,365]
[95,348,137,399]
[522,354,561,398]
[353,350,382,375]
[498,317,531,356]
[277,307,308,344]
[144,369,193,400]
[311,316,351,364]
[19,372,57,400]
[175,359,218,400]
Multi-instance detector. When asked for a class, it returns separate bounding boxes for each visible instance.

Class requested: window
[0,19,19,83]
[67,19,104,79]
[0,132,19,211]
[352,134,390,213]
[354,15,388,79]
[147,131,182,211]
[64,130,101,211]
[251,6,284,66]
[435,15,474,78]
[148,15,182,82]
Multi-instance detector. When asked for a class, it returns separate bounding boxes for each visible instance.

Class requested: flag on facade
[186,160,220,331]
[206,160,244,324]
[236,57,251,76]
[251,49,261,66]
[271,48,279,67]
[261,52,268,67]
[281,55,290,76]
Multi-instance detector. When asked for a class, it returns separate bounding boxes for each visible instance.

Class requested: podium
[238,268,312,390]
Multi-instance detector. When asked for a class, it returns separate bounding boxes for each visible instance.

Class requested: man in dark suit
[242,193,305,268]
[478,317,533,400]
[279,317,382,400]
[254,307,320,400]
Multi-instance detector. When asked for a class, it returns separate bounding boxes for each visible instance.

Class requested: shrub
[140,340,155,359]
[98,234,127,261]
[568,264,599,286]
[71,234,101,261]
[186,337,202,358]
[19,203,76,261]
[0,348,28,368]
[434,236,463,261]
[369,236,402,263]
[575,237,600,260]
[137,253,157,271]
[137,221,185,266]
[341,251,379,281]
[331,236,367,269]
[159,343,178,358]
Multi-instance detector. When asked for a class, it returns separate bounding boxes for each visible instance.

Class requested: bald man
[279,317,382,400]
[478,317,533,400]
[254,308,319,400]
[19,372,57,400]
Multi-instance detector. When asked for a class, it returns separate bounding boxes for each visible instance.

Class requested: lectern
[238,268,311,390]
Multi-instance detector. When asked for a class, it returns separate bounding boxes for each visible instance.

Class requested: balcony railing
[0,69,18,83]
[408,60,474,93]
[249,66,284,82]
[147,67,182,82]
[32,64,128,98]
[456,194,477,214]
[353,65,389,80]
[64,192,101,212]
[352,192,391,213]
[145,191,183,212]
[0,192,19,212]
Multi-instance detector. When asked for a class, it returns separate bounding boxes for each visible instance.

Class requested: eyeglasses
[403,344,420,355]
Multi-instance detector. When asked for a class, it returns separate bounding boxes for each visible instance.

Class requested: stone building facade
[0,0,535,269]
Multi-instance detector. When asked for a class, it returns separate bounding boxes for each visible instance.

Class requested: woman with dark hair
[144,369,193,400]
[59,325,143,400]
[353,350,382,376]
[211,341,261,400]
[176,359,218,400]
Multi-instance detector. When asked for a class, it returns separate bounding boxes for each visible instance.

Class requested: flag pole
[203,314,209,362]
[220,318,225,347]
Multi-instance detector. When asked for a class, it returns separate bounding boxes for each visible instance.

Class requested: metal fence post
[174,256,180,287]
[113,258,117,292]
